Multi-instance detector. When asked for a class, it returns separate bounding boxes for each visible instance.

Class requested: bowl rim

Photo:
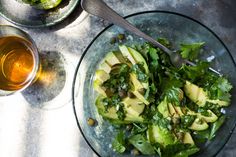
[0,0,80,28]
[72,10,236,157]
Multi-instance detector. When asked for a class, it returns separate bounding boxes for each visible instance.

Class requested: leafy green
[181,115,196,128]
[179,61,210,83]
[116,103,126,120]
[158,38,171,48]
[153,111,172,129]
[209,115,226,140]
[174,146,200,157]
[22,0,62,9]
[129,134,155,155]
[131,63,149,82]
[161,143,199,157]
[161,78,183,105]
[149,47,159,60]
[180,42,205,61]
[130,123,148,136]
[193,129,210,143]
[112,131,126,153]
[208,77,232,101]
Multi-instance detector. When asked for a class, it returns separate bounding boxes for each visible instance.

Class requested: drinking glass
[0,25,40,96]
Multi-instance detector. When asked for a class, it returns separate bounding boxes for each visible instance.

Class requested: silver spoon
[81,0,220,75]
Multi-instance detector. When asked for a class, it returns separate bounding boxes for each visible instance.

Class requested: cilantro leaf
[208,77,232,101]
[149,47,159,60]
[161,78,183,105]
[112,131,126,153]
[215,77,233,93]
[180,42,205,61]
[179,61,210,83]
[131,63,149,82]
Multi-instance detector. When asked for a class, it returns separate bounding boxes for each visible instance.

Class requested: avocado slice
[189,118,209,131]
[130,73,144,90]
[99,62,111,73]
[157,98,170,118]
[197,110,218,123]
[184,81,208,106]
[133,90,149,105]
[147,125,176,146]
[119,45,136,65]
[173,106,184,116]
[104,51,121,66]
[183,132,195,145]
[123,97,145,117]
[130,73,149,105]
[95,70,110,82]
[96,96,117,119]
[168,103,178,116]
[127,47,149,74]
[93,79,107,96]
[95,96,143,123]
[119,45,149,89]
[207,99,229,107]
[184,81,229,107]
[187,108,218,123]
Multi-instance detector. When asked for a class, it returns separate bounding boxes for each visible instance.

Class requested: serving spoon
[81,0,220,75]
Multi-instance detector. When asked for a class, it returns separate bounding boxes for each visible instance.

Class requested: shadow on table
[22,51,66,109]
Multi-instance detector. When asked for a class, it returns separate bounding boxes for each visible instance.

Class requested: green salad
[22,0,62,10]
[93,37,232,157]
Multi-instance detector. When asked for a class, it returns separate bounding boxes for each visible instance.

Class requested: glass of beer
[0,25,40,96]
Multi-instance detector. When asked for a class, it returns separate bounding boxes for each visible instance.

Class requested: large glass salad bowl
[72,11,236,157]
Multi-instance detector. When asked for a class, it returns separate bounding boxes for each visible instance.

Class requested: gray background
[0,0,235,157]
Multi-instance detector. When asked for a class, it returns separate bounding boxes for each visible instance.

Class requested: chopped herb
[131,63,149,82]
[180,42,205,61]
[112,131,126,153]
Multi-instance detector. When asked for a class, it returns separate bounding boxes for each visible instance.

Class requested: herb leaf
[180,42,205,61]
[112,131,126,153]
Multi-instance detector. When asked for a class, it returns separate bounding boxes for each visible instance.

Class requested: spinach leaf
[174,146,200,157]
[129,134,155,155]
[180,42,205,61]
[112,131,126,153]
[193,129,210,143]
[161,143,199,157]
[209,115,226,140]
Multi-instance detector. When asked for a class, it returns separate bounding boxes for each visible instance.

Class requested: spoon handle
[81,0,173,56]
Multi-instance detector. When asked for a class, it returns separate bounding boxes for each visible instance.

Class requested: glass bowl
[0,0,79,28]
[72,11,236,157]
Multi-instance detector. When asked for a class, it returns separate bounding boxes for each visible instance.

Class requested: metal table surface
[0,0,236,157]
